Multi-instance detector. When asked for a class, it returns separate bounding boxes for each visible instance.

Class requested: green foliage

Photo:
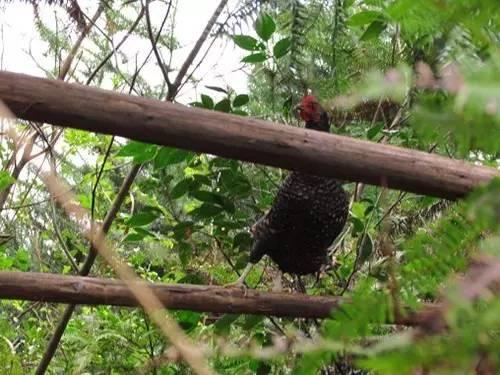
[0,171,15,191]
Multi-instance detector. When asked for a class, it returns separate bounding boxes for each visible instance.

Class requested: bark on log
[0,71,498,199]
[0,271,439,323]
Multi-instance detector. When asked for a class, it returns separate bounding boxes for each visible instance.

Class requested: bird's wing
[249,174,309,263]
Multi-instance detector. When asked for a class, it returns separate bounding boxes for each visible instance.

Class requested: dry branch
[0,271,440,323]
[0,71,497,199]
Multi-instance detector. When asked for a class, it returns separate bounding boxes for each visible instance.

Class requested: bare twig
[166,0,229,100]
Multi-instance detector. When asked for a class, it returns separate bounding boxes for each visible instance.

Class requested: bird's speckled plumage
[248,95,349,275]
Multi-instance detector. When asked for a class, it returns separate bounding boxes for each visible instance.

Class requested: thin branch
[144,0,172,88]
[0,271,442,324]
[86,6,146,85]
[166,0,229,100]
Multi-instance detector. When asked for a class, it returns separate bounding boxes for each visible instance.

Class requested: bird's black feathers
[249,97,349,275]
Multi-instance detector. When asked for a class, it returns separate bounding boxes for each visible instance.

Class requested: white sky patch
[0,0,249,103]
[0,1,253,202]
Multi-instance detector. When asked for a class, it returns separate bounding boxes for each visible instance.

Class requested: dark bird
[228,95,349,287]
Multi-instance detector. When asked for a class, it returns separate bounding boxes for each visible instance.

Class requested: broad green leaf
[214,98,231,112]
[233,94,249,107]
[190,190,220,204]
[233,232,252,250]
[117,141,158,163]
[14,249,30,271]
[0,253,14,269]
[351,217,365,235]
[0,171,15,191]
[255,13,276,41]
[176,310,201,332]
[201,94,214,109]
[178,241,192,267]
[241,52,267,63]
[191,190,235,213]
[127,211,159,226]
[273,37,291,58]
[232,109,248,116]
[214,314,240,335]
[154,147,192,169]
[357,234,374,265]
[232,35,259,51]
[360,20,387,41]
[171,178,194,199]
[348,10,384,26]
[123,232,146,242]
[173,221,194,240]
[220,170,252,196]
[189,203,224,218]
[351,201,367,218]
[242,315,263,330]
[367,123,384,139]
[386,0,417,19]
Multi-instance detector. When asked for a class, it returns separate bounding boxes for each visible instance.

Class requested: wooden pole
[0,271,340,318]
[0,71,498,199]
[0,271,440,323]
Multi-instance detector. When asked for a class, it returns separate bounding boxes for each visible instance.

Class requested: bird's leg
[224,263,253,288]
[295,276,307,294]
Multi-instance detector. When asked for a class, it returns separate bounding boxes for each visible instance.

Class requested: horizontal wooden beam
[0,271,438,323]
[1,71,498,199]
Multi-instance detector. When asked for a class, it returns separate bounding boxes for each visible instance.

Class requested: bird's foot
[223,279,248,296]
[222,263,253,295]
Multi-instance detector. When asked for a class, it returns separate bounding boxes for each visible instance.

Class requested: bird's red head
[298,95,322,123]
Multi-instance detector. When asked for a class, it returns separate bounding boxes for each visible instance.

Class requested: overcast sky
[0,0,249,103]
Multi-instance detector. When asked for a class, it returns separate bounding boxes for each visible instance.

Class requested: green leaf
[231,109,248,116]
[201,94,214,109]
[348,10,384,26]
[214,314,240,335]
[220,170,252,196]
[273,37,291,58]
[14,249,30,271]
[367,123,384,140]
[123,232,146,242]
[127,211,159,227]
[214,98,231,112]
[232,35,259,51]
[357,234,374,265]
[350,217,365,235]
[191,190,235,213]
[351,202,367,219]
[205,85,228,94]
[178,241,192,267]
[242,315,263,330]
[255,13,276,41]
[176,310,201,332]
[171,179,193,199]
[241,52,267,63]
[117,141,158,163]
[190,190,220,204]
[0,171,15,191]
[360,20,387,41]
[233,232,252,250]
[190,101,204,108]
[189,203,224,219]
[154,147,192,169]
[233,94,249,107]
